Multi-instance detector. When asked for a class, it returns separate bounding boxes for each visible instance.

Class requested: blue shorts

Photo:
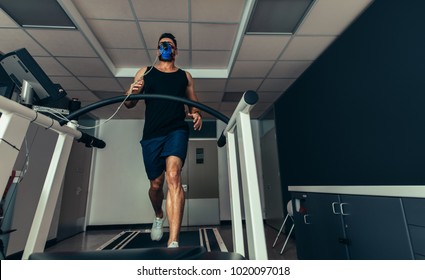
[140,130,189,180]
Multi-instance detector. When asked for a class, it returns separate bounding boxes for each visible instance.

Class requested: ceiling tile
[88,20,143,49]
[191,0,245,22]
[146,49,189,68]
[85,106,116,119]
[202,102,221,110]
[193,78,226,91]
[27,29,97,57]
[297,0,373,35]
[79,77,123,92]
[93,91,124,99]
[0,29,48,55]
[225,78,263,92]
[192,23,238,50]
[257,91,282,103]
[237,35,291,60]
[196,91,224,103]
[66,90,100,102]
[107,48,151,68]
[280,36,336,60]
[132,0,189,21]
[73,0,134,20]
[251,102,272,111]
[57,57,113,77]
[140,22,189,50]
[34,56,72,76]
[230,61,275,78]
[258,78,295,92]
[220,102,238,111]
[222,91,244,102]
[269,61,312,78]
[0,8,19,27]
[173,50,190,69]
[192,51,230,69]
[117,77,134,90]
[51,76,88,91]
[250,104,274,118]
[250,110,268,119]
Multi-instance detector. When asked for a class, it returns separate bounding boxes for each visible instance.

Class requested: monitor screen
[0,83,14,99]
[0,48,66,106]
[0,62,14,99]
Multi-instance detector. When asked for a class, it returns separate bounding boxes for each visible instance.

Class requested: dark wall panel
[275,0,425,188]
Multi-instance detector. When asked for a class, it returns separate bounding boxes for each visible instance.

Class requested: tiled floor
[44,223,298,260]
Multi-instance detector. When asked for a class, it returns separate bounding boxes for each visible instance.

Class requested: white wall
[87,119,265,225]
[87,119,154,225]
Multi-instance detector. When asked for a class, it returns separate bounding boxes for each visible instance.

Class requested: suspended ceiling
[0,0,374,120]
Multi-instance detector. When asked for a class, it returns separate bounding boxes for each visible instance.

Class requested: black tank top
[142,67,189,140]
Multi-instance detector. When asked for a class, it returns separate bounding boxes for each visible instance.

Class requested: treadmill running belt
[97,228,227,252]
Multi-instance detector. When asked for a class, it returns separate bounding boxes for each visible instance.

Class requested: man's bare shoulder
[135,66,151,80]
[184,70,193,80]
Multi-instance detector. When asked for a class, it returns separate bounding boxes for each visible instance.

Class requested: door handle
[340,203,350,215]
[332,202,341,214]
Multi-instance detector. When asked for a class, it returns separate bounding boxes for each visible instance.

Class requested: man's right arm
[124,67,147,109]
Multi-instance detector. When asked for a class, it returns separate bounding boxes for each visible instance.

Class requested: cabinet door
[307,193,349,259]
[292,192,348,259]
[292,193,314,259]
[341,195,414,260]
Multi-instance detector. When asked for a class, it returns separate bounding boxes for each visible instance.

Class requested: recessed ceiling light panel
[0,0,76,29]
[246,0,313,34]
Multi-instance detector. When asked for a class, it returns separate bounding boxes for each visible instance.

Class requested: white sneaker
[168,241,179,248]
[150,217,164,241]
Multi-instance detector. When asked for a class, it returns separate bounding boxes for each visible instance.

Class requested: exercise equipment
[0,89,266,260]
[96,227,227,252]
[28,247,245,260]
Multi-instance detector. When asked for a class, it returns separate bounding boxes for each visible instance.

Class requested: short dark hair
[158,33,177,48]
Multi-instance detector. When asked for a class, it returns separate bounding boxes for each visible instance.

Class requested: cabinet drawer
[403,198,425,227]
[409,225,425,256]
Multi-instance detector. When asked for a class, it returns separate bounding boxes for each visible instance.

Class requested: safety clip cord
[0,138,20,152]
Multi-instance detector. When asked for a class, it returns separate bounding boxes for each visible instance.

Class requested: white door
[164,139,220,226]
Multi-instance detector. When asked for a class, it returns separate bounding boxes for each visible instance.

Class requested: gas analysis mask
[158,41,174,62]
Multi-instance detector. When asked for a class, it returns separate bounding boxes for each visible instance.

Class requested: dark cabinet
[292,192,348,259]
[292,192,414,260]
[402,198,425,259]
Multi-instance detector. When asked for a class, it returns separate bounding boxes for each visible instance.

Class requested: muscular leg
[149,174,165,219]
[165,155,185,246]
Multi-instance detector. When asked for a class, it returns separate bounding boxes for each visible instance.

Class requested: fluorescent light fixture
[246,0,313,34]
[0,0,76,29]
